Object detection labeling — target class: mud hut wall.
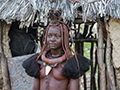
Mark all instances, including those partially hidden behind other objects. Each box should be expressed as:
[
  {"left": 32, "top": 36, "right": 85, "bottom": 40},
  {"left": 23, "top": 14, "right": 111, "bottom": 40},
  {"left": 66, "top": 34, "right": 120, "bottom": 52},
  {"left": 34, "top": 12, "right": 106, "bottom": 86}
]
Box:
[
  {"left": 108, "top": 17, "right": 120, "bottom": 89},
  {"left": 2, "top": 21, "right": 12, "bottom": 58},
  {"left": 0, "top": 21, "right": 11, "bottom": 90}
]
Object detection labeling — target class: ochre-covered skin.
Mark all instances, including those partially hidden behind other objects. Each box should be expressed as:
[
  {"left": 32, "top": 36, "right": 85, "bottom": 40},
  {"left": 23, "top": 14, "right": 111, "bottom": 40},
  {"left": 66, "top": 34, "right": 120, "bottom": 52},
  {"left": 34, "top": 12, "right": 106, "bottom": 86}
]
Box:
[{"left": 32, "top": 26, "right": 79, "bottom": 90}]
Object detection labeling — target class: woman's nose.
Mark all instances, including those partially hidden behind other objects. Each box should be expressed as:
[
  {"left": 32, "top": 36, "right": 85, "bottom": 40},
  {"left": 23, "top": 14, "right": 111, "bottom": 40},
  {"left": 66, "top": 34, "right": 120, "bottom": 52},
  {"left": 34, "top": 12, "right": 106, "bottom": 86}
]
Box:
[{"left": 50, "top": 36, "right": 56, "bottom": 41}]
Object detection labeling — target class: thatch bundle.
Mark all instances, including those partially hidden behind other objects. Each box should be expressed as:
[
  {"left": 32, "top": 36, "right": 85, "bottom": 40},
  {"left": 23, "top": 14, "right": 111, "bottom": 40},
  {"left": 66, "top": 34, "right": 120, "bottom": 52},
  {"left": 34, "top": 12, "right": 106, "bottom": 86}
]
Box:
[{"left": 0, "top": 0, "right": 120, "bottom": 27}]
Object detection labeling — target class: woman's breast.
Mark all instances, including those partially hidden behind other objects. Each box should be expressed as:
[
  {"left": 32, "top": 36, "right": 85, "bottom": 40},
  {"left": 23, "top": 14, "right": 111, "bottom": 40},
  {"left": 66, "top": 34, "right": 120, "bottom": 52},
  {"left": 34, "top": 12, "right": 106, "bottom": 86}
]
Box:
[
  {"left": 40, "top": 64, "right": 66, "bottom": 80},
  {"left": 51, "top": 64, "right": 66, "bottom": 80}
]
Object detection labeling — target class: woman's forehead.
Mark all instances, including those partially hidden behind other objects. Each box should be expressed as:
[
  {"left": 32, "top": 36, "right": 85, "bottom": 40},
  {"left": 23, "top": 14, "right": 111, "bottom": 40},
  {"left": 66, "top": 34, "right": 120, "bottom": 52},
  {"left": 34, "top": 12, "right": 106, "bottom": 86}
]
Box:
[
  {"left": 48, "top": 26, "right": 61, "bottom": 33},
  {"left": 49, "top": 26, "right": 60, "bottom": 30}
]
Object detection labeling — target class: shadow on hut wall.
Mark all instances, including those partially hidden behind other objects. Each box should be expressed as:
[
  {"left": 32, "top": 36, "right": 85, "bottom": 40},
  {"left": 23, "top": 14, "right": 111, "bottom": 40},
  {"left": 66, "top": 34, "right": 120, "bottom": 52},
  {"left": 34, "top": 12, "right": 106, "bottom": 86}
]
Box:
[{"left": 8, "top": 21, "right": 38, "bottom": 57}]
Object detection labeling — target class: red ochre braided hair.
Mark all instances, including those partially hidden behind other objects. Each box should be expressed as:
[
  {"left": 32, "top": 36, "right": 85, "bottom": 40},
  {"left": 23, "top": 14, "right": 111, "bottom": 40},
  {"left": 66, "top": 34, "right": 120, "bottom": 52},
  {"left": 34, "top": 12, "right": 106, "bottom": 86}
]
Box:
[{"left": 37, "top": 8, "right": 74, "bottom": 60}]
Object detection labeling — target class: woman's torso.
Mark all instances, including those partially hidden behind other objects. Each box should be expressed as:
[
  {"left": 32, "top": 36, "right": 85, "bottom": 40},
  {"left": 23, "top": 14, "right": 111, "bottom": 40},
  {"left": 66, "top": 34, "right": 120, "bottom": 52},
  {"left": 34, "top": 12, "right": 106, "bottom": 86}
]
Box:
[{"left": 39, "top": 61, "right": 69, "bottom": 90}]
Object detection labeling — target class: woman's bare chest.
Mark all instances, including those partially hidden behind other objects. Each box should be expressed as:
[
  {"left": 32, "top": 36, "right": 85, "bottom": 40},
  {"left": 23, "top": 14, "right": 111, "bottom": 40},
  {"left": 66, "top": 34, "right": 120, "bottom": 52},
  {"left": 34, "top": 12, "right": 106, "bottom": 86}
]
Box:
[{"left": 40, "top": 64, "right": 66, "bottom": 80}]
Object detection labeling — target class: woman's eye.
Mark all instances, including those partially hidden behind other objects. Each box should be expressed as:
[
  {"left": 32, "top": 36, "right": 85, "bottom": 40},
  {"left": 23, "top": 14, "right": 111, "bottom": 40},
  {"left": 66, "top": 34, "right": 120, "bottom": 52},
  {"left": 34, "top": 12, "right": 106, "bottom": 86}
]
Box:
[
  {"left": 47, "top": 35, "right": 51, "bottom": 38},
  {"left": 55, "top": 35, "right": 60, "bottom": 38}
]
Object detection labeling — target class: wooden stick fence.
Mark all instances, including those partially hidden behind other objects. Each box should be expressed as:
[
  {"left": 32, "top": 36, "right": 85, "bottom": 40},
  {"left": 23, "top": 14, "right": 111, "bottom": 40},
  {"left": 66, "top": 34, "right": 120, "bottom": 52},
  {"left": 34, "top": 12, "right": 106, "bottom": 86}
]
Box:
[
  {"left": 0, "top": 20, "right": 117, "bottom": 90},
  {"left": 71, "top": 21, "right": 117, "bottom": 90}
]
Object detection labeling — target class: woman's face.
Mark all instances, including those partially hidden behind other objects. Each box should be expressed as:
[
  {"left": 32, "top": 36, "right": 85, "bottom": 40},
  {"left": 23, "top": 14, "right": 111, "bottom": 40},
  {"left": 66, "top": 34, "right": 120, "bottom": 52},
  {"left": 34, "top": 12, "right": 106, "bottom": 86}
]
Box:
[{"left": 47, "top": 26, "right": 62, "bottom": 50}]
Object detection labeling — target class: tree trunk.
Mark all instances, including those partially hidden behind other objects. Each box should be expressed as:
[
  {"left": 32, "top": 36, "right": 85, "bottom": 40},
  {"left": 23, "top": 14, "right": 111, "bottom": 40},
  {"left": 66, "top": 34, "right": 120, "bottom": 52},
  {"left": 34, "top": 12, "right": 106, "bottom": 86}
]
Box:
[{"left": 97, "top": 20, "right": 106, "bottom": 90}]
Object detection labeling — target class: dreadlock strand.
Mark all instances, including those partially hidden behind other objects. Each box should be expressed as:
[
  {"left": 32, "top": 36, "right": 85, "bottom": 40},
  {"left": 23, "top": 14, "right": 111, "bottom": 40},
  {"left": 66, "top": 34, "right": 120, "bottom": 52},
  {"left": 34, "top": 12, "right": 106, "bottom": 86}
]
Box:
[
  {"left": 37, "top": 25, "right": 50, "bottom": 60},
  {"left": 61, "top": 24, "right": 70, "bottom": 59},
  {"left": 66, "top": 24, "right": 75, "bottom": 54},
  {"left": 59, "top": 24, "right": 66, "bottom": 55},
  {"left": 63, "top": 24, "right": 73, "bottom": 59}
]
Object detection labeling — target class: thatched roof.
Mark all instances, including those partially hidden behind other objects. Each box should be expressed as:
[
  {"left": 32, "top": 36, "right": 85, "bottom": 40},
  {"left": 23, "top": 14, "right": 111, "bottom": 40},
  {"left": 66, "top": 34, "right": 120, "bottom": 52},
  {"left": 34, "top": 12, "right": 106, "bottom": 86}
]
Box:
[
  {"left": 0, "top": 0, "right": 120, "bottom": 27},
  {"left": 80, "top": 0, "right": 120, "bottom": 22}
]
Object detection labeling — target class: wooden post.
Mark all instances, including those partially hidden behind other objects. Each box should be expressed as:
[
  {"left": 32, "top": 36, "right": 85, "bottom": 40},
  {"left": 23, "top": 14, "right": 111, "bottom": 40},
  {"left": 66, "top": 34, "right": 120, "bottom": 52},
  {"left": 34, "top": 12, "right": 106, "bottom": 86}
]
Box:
[
  {"left": 0, "top": 22, "right": 2, "bottom": 53},
  {"left": 97, "top": 20, "right": 106, "bottom": 90},
  {"left": 94, "top": 48, "right": 98, "bottom": 89},
  {"left": 106, "top": 24, "right": 116, "bottom": 90},
  {"left": 0, "top": 21, "right": 11, "bottom": 90},
  {"left": 90, "top": 41, "right": 95, "bottom": 90}
]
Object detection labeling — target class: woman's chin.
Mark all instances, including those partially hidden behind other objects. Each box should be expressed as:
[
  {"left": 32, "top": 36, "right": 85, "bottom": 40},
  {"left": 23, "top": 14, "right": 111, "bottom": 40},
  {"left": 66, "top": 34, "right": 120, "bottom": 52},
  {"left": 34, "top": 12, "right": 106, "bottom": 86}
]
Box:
[{"left": 49, "top": 47, "right": 57, "bottom": 50}]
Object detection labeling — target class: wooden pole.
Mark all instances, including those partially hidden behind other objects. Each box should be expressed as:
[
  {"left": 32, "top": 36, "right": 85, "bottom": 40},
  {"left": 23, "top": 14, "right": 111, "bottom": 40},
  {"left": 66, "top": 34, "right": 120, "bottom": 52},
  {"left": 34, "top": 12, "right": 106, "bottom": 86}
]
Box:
[
  {"left": 83, "top": 25, "right": 88, "bottom": 38},
  {"left": 90, "top": 41, "right": 96, "bottom": 90},
  {"left": 106, "top": 24, "right": 116, "bottom": 90},
  {"left": 97, "top": 20, "right": 106, "bottom": 90},
  {"left": 0, "top": 22, "right": 2, "bottom": 53},
  {"left": 0, "top": 21, "right": 11, "bottom": 90},
  {"left": 93, "top": 48, "right": 97, "bottom": 89},
  {"left": 71, "top": 38, "right": 106, "bottom": 43}
]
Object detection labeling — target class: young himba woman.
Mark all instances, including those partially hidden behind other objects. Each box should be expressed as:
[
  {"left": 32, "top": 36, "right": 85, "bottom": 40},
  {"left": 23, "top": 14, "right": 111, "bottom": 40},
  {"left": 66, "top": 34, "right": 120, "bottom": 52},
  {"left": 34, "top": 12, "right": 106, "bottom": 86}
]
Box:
[{"left": 32, "top": 8, "right": 89, "bottom": 90}]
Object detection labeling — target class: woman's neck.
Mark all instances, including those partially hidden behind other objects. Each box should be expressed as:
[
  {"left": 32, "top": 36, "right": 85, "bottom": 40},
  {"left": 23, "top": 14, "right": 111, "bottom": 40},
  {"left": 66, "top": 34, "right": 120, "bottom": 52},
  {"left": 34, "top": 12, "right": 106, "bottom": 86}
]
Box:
[{"left": 50, "top": 48, "right": 63, "bottom": 56}]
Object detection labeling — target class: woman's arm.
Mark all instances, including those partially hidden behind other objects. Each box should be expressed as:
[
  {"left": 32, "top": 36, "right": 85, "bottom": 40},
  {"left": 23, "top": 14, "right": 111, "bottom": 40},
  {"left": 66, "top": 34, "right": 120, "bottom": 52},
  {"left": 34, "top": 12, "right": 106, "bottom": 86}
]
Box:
[
  {"left": 32, "top": 78, "right": 40, "bottom": 90},
  {"left": 68, "top": 78, "right": 79, "bottom": 90}
]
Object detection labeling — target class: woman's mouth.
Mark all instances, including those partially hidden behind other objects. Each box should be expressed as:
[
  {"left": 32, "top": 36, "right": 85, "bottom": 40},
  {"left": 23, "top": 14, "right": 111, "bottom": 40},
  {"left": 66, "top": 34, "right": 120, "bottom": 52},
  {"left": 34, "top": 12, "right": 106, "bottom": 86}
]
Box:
[{"left": 49, "top": 43, "right": 56, "bottom": 47}]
